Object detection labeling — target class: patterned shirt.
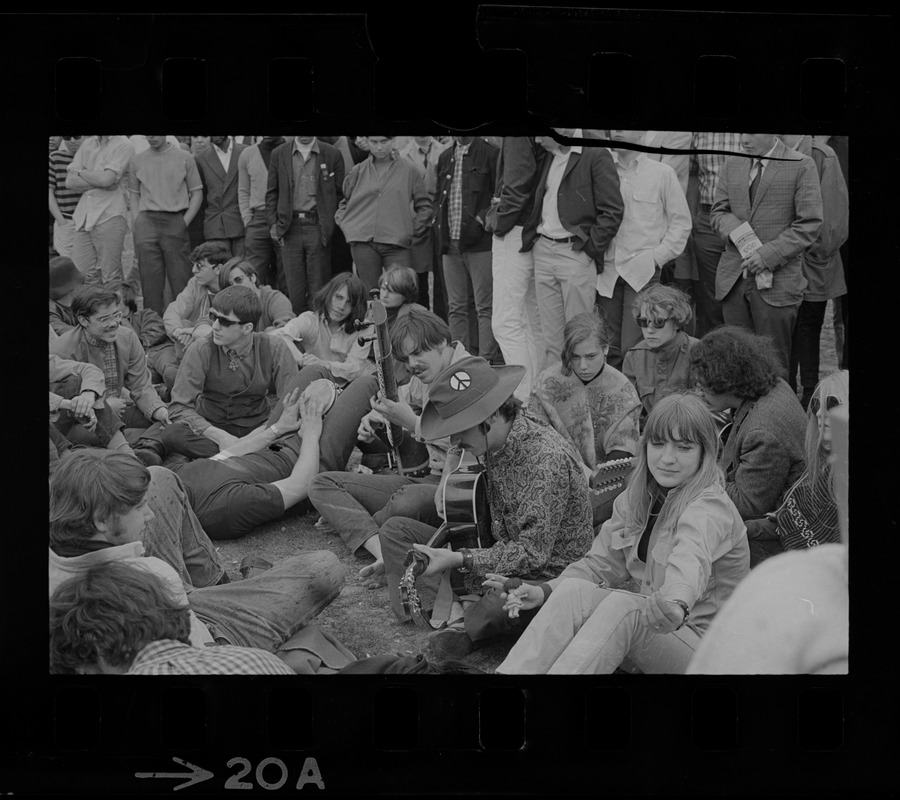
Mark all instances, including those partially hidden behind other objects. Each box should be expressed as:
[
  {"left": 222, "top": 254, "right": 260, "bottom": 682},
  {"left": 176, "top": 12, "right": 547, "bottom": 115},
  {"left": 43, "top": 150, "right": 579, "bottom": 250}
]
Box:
[
  {"left": 691, "top": 132, "right": 743, "bottom": 206},
  {"left": 82, "top": 329, "right": 120, "bottom": 398},
  {"left": 49, "top": 148, "right": 82, "bottom": 218},
  {"left": 127, "top": 639, "right": 294, "bottom": 675},
  {"left": 448, "top": 141, "right": 470, "bottom": 240},
  {"left": 468, "top": 411, "right": 594, "bottom": 586},
  {"left": 527, "top": 363, "right": 642, "bottom": 468}
]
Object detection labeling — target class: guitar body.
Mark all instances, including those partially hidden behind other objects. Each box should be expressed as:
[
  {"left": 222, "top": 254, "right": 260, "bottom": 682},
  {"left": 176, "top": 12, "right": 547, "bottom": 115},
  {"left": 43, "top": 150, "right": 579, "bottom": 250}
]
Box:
[{"left": 439, "top": 458, "right": 494, "bottom": 551}]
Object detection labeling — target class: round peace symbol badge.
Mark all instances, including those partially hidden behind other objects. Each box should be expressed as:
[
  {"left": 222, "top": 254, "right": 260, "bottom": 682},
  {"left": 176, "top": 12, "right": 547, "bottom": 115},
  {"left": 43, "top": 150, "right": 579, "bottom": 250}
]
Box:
[{"left": 449, "top": 371, "right": 471, "bottom": 391}]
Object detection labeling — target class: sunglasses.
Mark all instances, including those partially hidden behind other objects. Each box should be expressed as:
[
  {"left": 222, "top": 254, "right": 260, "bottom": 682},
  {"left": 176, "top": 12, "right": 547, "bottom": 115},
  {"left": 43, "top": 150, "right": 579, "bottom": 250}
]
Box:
[
  {"left": 636, "top": 316, "right": 670, "bottom": 330},
  {"left": 809, "top": 394, "right": 841, "bottom": 415},
  {"left": 209, "top": 311, "right": 243, "bottom": 327},
  {"left": 61, "top": 135, "right": 82, "bottom": 140}
]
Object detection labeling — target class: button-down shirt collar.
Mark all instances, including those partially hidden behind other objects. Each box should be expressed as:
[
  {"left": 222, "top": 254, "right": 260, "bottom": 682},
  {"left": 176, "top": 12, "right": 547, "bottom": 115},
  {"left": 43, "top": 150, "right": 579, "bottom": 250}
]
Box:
[
  {"left": 293, "top": 137, "right": 319, "bottom": 157},
  {"left": 213, "top": 137, "right": 233, "bottom": 171},
  {"left": 454, "top": 140, "right": 471, "bottom": 157},
  {"left": 611, "top": 149, "right": 646, "bottom": 171}
]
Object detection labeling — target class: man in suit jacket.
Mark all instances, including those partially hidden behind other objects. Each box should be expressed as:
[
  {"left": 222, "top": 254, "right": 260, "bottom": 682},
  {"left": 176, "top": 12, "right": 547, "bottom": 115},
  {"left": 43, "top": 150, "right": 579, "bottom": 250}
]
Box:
[
  {"left": 709, "top": 134, "right": 823, "bottom": 378},
  {"left": 522, "top": 128, "right": 624, "bottom": 369},
  {"left": 265, "top": 136, "right": 345, "bottom": 314},
  {"left": 194, "top": 135, "right": 248, "bottom": 257}
]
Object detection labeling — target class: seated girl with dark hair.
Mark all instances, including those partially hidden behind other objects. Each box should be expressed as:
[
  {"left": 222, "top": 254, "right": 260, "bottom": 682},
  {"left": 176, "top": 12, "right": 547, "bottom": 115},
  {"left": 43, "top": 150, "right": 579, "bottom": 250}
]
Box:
[
  {"left": 270, "top": 271, "right": 372, "bottom": 383},
  {"left": 740, "top": 370, "right": 849, "bottom": 566},
  {"left": 622, "top": 283, "right": 698, "bottom": 427},
  {"left": 527, "top": 312, "right": 641, "bottom": 524},
  {"left": 689, "top": 326, "right": 807, "bottom": 534}
]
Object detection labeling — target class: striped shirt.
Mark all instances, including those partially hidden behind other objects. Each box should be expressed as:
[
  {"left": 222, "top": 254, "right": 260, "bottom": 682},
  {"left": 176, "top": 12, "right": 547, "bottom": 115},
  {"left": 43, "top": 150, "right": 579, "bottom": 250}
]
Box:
[
  {"left": 691, "top": 132, "right": 743, "bottom": 206},
  {"left": 127, "top": 639, "right": 295, "bottom": 675},
  {"left": 49, "top": 149, "right": 82, "bottom": 218}
]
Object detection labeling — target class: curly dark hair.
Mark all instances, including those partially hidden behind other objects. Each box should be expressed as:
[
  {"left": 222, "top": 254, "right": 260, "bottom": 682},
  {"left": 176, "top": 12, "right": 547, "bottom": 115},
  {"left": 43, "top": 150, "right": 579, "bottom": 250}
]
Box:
[
  {"left": 689, "top": 326, "right": 780, "bottom": 399},
  {"left": 49, "top": 561, "right": 191, "bottom": 674}
]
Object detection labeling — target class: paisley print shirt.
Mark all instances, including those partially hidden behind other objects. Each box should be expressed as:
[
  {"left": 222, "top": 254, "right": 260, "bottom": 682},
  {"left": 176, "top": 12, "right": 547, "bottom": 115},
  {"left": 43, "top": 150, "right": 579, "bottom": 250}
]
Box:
[{"left": 468, "top": 411, "right": 594, "bottom": 585}]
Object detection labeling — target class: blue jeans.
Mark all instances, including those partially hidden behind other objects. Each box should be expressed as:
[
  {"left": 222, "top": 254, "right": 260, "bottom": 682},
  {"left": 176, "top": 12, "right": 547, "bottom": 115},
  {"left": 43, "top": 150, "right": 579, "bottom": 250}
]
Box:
[
  {"left": 309, "top": 470, "right": 441, "bottom": 555},
  {"left": 190, "top": 551, "right": 345, "bottom": 651},
  {"left": 142, "top": 466, "right": 226, "bottom": 588}
]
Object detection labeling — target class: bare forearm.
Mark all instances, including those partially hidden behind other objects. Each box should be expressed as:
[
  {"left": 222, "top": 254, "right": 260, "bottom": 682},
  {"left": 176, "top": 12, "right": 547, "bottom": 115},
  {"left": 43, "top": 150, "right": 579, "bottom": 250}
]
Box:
[
  {"left": 272, "top": 428, "right": 321, "bottom": 510},
  {"left": 213, "top": 423, "right": 280, "bottom": 460}
]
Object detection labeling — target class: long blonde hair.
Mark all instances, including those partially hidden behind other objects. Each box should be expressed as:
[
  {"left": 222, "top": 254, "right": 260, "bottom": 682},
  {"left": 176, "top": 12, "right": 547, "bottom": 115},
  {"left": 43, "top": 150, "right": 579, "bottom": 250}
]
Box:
[
  {"left": 626, "top": 394, "right": 724, "bottom": 532},
  {"left": 805, "top": 370, "right": 849, "bottom": 490}
]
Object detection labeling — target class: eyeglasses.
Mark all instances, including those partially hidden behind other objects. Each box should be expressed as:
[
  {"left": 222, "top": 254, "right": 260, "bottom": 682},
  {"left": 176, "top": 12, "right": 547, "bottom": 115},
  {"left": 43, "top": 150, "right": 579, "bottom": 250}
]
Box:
[
  {"left": 809, "top": 394, "right": 841, "bottom": 415},
  {"left": 636, "top": 316, "right": 670, "bottom": 329},
  {"left": 93, "top": 311, "right": 123, "bottom": 325},
  {"left": 61, "top": 135, "right": 82, "bottom": 140},
  {"left": 209, "top": 311, "right": 243, "bottom": 327}
]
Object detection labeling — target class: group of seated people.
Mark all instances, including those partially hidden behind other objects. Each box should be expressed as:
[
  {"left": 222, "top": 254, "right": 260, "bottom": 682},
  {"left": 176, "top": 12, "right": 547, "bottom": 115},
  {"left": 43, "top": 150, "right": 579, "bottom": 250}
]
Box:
[{"left": 49, "top": 244, "right": 849, "bottom": 676}]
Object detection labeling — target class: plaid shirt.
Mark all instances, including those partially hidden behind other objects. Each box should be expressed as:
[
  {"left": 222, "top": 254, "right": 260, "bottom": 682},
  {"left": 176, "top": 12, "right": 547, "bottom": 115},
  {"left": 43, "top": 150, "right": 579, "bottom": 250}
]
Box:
[
  {"left": 127, "top": 639, "right": 295, "bottom": 675},
  {"left": 448, "top": 141, "right": 470, "bottom": 240},
  {"left": 83, "top": 329, "right": 120, "bottom": 398},
  {"left": 691, "top": 132, "right": 743, "bottom": 206}
]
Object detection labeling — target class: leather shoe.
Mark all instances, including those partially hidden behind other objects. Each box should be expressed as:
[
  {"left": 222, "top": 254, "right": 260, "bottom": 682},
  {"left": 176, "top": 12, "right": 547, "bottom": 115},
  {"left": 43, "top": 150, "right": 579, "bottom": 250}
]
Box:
[
  {"left": 426, "top": 626, "right": 475, "bottom": 660},
  {"left": 133, "top": 446, "right": 163, "bottom": 467}
]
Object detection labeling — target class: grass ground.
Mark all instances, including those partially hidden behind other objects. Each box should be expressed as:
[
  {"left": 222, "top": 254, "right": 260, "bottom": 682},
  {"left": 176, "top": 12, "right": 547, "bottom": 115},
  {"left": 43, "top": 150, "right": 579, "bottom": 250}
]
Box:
[{"left": 212, "top": 302, "right": 843, "bottom": 673}]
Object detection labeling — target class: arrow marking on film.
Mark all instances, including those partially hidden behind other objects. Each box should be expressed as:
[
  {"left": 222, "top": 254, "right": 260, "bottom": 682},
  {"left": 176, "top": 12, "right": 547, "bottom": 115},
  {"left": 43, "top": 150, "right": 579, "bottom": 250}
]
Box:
[{"left": 135, "top": 756, "right": 214, "bottom": 791}]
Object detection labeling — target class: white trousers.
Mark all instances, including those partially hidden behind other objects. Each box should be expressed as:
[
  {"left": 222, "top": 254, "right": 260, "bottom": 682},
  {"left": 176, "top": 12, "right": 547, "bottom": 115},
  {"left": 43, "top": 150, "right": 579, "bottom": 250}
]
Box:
[
  {"left": 496, "top": 578, "right": 701, "bottom": 675},
  {"left": 490, "top": 226, "right": 545, "bottom": 399}
]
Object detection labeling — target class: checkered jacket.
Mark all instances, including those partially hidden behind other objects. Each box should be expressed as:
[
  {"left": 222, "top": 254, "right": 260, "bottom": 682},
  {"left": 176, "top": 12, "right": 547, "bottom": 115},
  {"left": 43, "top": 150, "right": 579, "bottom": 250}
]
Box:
[{"left": 710, "top": 139, "right": 823, "bottom": 307}]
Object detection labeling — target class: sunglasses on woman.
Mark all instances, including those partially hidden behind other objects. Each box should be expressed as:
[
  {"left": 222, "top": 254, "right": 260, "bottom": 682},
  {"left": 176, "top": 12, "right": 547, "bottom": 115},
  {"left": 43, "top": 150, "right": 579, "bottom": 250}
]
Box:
[
  {"left": 636, "top": 316, "right": 670, "bottom": 329},
  {"left": 809, "top": 394, "right": 841, "bottom": 414},
  {"left": 209, "top": 311, "right": 243, "bottom": 327}
]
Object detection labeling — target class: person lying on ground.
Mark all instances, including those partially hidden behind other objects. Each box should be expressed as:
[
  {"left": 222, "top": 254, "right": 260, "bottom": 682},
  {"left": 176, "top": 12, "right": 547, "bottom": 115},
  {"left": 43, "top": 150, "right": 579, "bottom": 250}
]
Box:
[
  {"left": 49, "top": 445, "right": 344, "bottom": 660},
  {"left": 50, "top": 561, "right": 296, "bottom": 675}
]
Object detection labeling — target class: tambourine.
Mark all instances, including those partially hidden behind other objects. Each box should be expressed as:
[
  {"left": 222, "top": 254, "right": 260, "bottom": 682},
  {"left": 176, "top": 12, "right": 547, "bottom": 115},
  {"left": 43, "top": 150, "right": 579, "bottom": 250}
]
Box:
[{"left": 304, "top": 378, "right": 342, "bottom": 417}]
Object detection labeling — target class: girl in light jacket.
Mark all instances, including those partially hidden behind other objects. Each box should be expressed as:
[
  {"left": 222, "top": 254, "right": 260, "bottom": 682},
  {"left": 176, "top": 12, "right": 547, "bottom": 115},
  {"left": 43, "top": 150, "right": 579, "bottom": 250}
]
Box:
[{"left": 492, "top": 392, "right": 749, "bottom": 674}]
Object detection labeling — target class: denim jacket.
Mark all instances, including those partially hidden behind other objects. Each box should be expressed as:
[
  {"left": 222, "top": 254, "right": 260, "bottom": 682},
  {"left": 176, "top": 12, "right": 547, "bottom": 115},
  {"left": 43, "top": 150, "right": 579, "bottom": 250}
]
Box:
[{"left": 551, "top": 483, "right": 749, "bottom": 632}]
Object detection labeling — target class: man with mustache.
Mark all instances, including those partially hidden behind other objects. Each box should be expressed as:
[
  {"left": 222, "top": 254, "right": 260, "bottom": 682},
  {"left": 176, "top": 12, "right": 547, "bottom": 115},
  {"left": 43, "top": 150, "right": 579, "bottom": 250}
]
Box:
[{"left": 308, "top": 308, "right": 470, "bottom": 589}]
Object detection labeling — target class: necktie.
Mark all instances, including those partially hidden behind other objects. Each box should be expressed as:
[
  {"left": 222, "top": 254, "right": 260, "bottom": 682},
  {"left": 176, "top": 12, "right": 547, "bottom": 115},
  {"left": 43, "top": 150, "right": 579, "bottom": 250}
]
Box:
[
  {"left": 420, "top": 147, "right": 429, "bottom": 169},
  {"left": 226, "top": 348, "right": 241, "bottom": 372},
  {"left": 749, "top": 158, "right": 763, "bottom": 205}
]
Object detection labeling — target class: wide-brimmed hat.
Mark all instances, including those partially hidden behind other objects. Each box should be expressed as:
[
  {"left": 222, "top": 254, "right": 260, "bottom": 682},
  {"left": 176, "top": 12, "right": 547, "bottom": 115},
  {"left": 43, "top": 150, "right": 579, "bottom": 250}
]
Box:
[
  {"left": 420, "top": 356, "right": 525, "bottom": 441},
  {"left": 49, "top": 256, "right": 84, "bottom": 300}
]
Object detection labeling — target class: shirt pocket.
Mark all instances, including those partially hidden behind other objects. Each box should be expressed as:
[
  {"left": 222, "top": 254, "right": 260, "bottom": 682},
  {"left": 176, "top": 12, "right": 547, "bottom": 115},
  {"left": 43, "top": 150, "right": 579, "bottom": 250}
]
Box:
[
  {"left": 466, "top": 165, "right": 490, "bottom": 194},
  {"left": 631, "top": 190, "right": 661, "bottom": 221}
]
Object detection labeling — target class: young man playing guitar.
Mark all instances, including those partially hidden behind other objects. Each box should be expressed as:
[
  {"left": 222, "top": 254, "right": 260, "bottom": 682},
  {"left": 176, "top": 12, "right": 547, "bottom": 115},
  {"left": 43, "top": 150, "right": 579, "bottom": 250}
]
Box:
[
  {"left": 307, "top": 309, "right": 471, "bottom": 587},
  {"left": 379, "top": 355, "right": 595, "bottom": 659}
]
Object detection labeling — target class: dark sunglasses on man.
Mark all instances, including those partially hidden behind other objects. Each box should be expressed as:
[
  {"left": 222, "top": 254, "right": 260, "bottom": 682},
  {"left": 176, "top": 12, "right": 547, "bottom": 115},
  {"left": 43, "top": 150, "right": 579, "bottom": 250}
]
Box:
[
  {"left": 209, "top": 311, "right": 243, "bottom": 327},
  {"left": 636, "top": 316, "right": 670, "bottom": 330},
  {"left": 809, "top": 394, "right": 841, "bottom": 415},
  {"left": 61, "top": 135, "right": 81, "bottom": 140}
]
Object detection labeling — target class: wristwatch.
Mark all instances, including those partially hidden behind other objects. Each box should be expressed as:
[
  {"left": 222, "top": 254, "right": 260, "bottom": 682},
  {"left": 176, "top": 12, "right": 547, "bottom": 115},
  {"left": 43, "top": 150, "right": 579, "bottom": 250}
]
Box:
[{"left": 670, "top": 599, "right": 690, "bottom": 630}]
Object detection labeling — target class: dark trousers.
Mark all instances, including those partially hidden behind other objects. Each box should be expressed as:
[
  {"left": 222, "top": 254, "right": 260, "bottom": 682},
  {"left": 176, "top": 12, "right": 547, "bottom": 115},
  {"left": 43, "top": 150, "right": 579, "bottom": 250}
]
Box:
[
  {"left": 596, "top": 271, "right": 660, "bottom": 369},
  {"left": 50, "top": 376, "right": 122, "bottom": 447},
  {"left": 691, "top": 206, "right": 726, "bottom": 338},
  {"left": 350, "top": 242, "right": 411, "bottom": 293},
  {"left": 282, "top": 220, "right": 328, "bottom": 314},
  {"left": 788, "top": 299, "right": 828, "bottom": 406},
  {"left": 243, "top": 209, "right": 279, "bottom": 288},
  {"left": 134, "top": 210, "right": 193, "bottom": 316},
  {"left": 721, "top": 275, "right": 799, "bottom": 381}
]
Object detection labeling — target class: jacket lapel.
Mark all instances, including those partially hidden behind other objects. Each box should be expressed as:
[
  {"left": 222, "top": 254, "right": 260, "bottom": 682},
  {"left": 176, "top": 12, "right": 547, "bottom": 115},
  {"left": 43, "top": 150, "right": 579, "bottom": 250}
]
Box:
[
  {"left": 751, "top": 140, "right": 785, "bottom": 212},
  {"left": 204, "top": 147, "right": 227, "bottom": 182},
  {"left": 223, "top": 143, "right": 242, "bottom": 188},
  {"left": 561, "top": 149, "right": 581, "bottom": 183}
]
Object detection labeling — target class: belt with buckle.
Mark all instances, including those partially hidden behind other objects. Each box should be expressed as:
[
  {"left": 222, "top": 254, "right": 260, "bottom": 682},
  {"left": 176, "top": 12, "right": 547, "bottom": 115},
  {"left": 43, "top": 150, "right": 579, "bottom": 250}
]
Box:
[
  {"left": 292, "top": 210, "right": 318, "bottom": 223},
  {"left": 540, "top": 233, "right": 577, "bottom": 244}
]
